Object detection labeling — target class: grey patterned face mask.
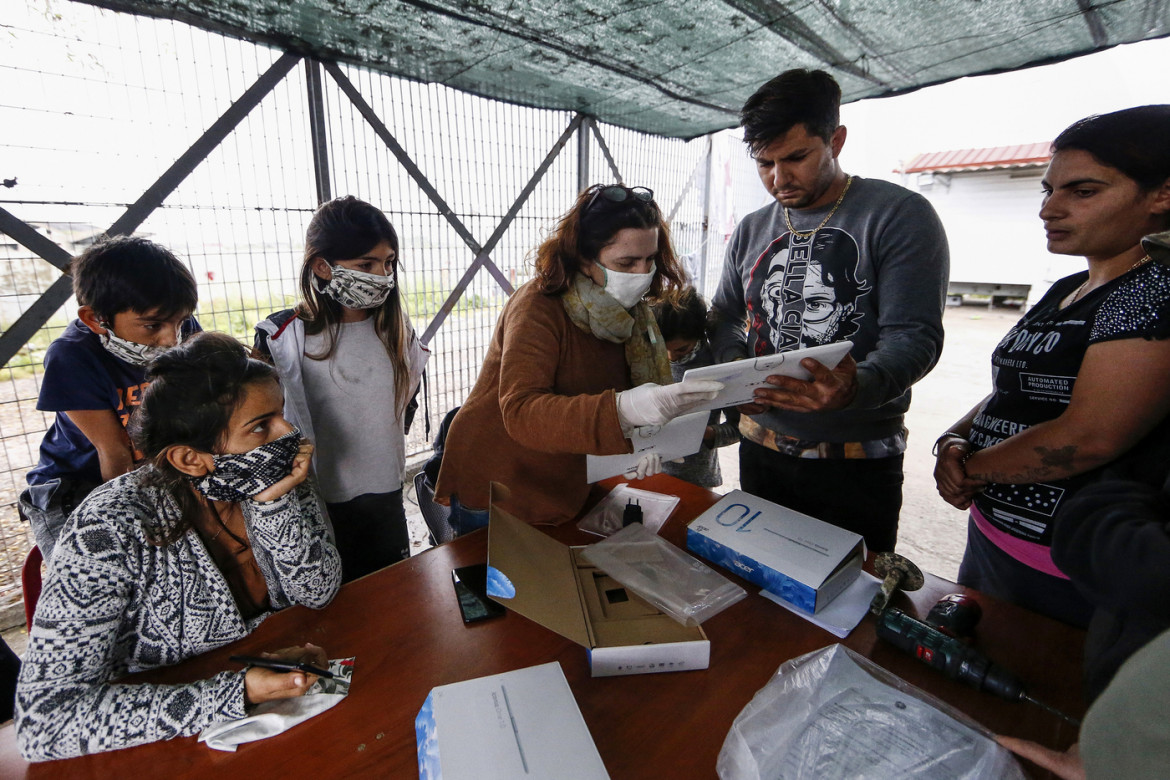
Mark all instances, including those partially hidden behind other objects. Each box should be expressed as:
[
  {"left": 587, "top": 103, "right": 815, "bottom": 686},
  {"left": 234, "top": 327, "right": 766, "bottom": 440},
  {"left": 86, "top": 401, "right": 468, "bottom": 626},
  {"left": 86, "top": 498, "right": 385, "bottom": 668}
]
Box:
[
  {"left": 98, "top": 324, "right": 176, "bottom": 367},
  {"left": 320, "top": 265, "right": 395, "bottom": 309},
  {"left": 190, "top": 429, "right": 303, "bottom": 502}
]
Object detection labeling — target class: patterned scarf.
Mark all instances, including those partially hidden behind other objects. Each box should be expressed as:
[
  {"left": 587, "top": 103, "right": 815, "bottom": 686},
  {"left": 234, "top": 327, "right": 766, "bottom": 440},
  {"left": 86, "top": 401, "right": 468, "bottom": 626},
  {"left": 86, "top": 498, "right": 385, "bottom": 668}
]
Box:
[{"left": 562, "top": 273, "right": 672, "bottom": 387}]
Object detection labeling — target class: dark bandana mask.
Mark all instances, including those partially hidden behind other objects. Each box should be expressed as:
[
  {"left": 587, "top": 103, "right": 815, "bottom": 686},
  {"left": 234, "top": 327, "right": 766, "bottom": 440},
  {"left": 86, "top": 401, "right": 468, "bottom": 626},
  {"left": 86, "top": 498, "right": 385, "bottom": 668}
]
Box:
[{"left": 190, "top": 429, "right": 303, "bottom": 502}]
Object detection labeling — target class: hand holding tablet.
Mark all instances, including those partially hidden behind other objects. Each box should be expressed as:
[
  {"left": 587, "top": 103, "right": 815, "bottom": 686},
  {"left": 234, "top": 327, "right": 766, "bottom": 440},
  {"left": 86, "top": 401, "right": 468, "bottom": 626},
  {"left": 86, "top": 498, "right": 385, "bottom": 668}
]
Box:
[{"left": 680, "top": 341, "right": 854, "bottom": 414}]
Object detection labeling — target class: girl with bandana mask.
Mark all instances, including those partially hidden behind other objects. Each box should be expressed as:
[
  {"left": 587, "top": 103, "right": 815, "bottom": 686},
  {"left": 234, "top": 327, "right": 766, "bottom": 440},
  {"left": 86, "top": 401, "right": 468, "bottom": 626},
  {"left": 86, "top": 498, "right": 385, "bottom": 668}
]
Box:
[
  {"left": 254, "top": 197, "right": 427, "bottom": 582},
  {"left": 435, "top": 185, "right": 720, "bottom": 531},
  {"left": 15, "top": 332, "right": 341, "bottom": 762},
  {"left": 651, "top": 287, "right": 742, "bottom": 489}
]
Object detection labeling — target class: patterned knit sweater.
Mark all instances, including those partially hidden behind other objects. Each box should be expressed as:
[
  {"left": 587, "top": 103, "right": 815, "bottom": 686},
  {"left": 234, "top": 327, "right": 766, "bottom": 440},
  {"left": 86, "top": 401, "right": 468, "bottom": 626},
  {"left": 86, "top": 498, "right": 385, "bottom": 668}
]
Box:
[{"left": 15, "top": 468, "right": 342, "bottom": 761}]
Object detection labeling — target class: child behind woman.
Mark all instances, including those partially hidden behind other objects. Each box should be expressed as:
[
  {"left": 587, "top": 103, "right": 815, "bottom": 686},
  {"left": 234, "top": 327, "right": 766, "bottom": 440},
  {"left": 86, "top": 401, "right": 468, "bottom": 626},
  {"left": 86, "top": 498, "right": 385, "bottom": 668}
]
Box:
[
  {"left": 255, "top": 197, "right": 427, "bottom": 581},
  {"left": 652, "top": 288, "right": 741, "bottom": 488}
]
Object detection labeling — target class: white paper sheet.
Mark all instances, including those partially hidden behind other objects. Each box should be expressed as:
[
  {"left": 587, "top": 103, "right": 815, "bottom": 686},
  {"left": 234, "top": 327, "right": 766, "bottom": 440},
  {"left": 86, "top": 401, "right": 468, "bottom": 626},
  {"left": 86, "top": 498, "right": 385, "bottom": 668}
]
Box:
[
  {"left": 761, "top": 571, "right": 880, "bottom": 638},
  {"left": 681, "top": 341, "right": 853, "bottom": 413},
  {"left": 586, "top": 410, "right": 708, "bottom": 482}
]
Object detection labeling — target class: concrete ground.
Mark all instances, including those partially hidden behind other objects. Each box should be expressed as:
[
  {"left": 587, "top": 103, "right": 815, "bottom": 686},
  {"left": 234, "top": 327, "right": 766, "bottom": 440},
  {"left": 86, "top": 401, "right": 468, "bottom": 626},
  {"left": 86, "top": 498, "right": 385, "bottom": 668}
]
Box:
[{"left": 1, "top": 303, "right": 1020, "bottom": 659}]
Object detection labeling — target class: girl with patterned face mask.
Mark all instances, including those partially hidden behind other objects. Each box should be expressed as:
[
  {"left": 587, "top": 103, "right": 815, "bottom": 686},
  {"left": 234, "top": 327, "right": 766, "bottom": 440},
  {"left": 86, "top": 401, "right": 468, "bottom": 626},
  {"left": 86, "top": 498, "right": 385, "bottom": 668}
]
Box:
[
  {"left": 253, "top": 196, "right": 428, "bottom": 583},
  {"left": 14, "top": 332, "right": 341, "bottom": 762}
]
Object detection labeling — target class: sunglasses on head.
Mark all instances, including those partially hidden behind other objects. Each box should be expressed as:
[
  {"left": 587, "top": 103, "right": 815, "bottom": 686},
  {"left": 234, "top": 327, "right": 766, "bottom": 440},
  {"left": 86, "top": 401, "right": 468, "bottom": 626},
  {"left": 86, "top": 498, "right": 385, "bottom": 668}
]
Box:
[{"left": 584, "top": 185, "right": 655, "bottom": 214}]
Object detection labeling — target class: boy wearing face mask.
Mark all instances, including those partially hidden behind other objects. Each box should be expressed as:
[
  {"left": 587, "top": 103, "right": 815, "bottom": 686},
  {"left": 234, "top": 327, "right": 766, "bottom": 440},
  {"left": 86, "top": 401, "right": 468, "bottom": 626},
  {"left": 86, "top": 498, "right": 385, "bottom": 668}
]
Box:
[
  {"left": 254, "top": 197, "right": 427, "bottom": 582},
  {"left": 652, "top": 288, "right": 742, "bottom": 488},
  {"left": 20, "top": 236, "right": 200, "bottom": 569}
]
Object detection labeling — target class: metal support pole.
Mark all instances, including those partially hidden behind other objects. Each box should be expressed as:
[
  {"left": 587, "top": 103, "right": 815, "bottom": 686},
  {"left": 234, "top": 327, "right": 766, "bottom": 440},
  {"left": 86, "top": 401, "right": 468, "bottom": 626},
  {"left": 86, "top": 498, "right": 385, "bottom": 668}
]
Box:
[
  {"left": 577, "top": 116, "right": 592, "bottom": 192},
  {"left": 698, "top": 135, "right": 714, "bottom": 293},
  {"left": 305, "top": 58, "right": 333, "bottom": 204}
]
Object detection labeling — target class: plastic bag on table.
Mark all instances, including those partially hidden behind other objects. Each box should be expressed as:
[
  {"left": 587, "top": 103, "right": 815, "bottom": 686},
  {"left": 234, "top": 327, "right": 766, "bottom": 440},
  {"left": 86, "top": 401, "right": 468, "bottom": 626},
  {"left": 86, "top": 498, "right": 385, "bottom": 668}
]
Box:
[
  {"left": 576, "top": 484, "right": 680, "bottom": 537},
  {"left": 581, "top": 521, "right": 746, "bottom": 626},
  {"left": 716, "top": 644, "right": 1026, "bottom": 780}
]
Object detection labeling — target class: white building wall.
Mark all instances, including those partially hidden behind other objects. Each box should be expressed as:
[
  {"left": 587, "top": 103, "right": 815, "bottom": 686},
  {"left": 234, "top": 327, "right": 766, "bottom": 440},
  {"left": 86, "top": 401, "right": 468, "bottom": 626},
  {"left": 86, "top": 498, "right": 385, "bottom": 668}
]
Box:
[{"left": 908, "top": 168, "right": 1083, "bottom": 306}]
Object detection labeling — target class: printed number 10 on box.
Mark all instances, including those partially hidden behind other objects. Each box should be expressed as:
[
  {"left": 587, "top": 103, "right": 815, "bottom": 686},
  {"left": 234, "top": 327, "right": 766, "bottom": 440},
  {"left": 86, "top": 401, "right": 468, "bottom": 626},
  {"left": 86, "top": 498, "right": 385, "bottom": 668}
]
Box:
[{"left": 685, "top": 491, "right": 865, "bottom": 614}]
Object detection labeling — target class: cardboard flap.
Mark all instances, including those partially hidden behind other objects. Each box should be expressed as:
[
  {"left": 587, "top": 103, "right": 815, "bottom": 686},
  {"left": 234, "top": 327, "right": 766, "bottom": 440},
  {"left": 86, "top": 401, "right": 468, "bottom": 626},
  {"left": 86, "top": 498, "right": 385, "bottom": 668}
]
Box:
[{"left": 487, "top": 483, "right": 592, "bottom": 649}]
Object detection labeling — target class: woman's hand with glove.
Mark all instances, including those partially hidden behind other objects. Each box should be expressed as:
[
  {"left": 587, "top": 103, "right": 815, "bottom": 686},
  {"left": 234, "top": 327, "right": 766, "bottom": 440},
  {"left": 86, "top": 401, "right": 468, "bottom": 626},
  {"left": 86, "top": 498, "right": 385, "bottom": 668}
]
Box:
[{"left": 616, "top": 380, "right": 723, "bottom": 429}]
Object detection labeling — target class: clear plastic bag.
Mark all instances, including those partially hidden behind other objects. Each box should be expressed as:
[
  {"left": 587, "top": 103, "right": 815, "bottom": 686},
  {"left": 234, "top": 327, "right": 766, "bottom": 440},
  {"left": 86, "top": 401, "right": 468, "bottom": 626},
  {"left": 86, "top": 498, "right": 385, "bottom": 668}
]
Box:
[
  {"left": 581, "top": 522, "right": 746, "bottom": 626},
  {"left": 576, "top": 484, "right": 680, "bottom": 537},
  {"left": 716, "top": 644, "right": 1026, "bottom": 780}
]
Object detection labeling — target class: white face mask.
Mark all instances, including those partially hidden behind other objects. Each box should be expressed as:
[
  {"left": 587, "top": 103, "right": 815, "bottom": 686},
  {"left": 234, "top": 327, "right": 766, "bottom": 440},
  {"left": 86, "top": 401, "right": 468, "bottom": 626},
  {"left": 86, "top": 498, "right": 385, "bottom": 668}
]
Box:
[
  {"left": 98, "top": 324, "right": 178, "bottom": 367},
  {"left": 602, "top": 267, "right": 655, "bottom": 309},
  {"left": 320, "top": 265, "right": 395, "bottom": 309}
]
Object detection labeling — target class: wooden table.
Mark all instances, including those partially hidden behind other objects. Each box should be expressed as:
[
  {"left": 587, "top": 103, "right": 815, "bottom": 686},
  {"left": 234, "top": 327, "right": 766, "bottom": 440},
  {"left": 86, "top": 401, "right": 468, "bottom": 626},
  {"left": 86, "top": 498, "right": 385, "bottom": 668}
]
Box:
[{"left": 0, "top": 474, "right": 1085, "bottom": 778}]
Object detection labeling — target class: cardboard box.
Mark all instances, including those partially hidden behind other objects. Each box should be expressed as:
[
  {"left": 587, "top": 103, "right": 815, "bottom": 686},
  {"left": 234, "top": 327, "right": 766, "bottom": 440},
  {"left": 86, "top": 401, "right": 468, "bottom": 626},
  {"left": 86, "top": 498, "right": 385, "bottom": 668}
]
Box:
[
  {"left": 486, "top": 483, "right": 710, "bottom": 677},
  {"left": 416, "top": 661, "right": 609, "bottom": 780},
  {"left": 686, "top": 490, "right": 866, "bottom": 613}
]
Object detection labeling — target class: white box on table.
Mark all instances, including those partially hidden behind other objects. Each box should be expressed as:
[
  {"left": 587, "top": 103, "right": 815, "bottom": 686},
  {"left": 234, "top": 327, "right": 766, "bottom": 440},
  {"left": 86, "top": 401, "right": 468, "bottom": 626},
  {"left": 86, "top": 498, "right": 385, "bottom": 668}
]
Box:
[
  {"left": 486, "top": 483, "right": 710, "bottom": 677},
  {"left": 415, "top": 661, "right": 609, "bottom": 780},
  {"left": 686, "top": 490, "right": 865, "bottom": 613}
]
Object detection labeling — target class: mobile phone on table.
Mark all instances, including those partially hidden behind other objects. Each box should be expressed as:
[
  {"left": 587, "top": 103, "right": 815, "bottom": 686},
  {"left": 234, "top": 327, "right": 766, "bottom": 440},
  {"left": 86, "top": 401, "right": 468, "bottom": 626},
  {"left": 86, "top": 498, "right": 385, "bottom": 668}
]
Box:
[{"left": 452, "top": 564, "right": 506, "bottom": 624}]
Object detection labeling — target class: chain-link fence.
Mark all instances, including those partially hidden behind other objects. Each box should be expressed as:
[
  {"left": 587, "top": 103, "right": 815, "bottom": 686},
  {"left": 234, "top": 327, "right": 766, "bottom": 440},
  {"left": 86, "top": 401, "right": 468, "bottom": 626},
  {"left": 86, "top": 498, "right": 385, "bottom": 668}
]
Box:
[{"left": 0, "top": 0, "right": 721, "bottom": 617}]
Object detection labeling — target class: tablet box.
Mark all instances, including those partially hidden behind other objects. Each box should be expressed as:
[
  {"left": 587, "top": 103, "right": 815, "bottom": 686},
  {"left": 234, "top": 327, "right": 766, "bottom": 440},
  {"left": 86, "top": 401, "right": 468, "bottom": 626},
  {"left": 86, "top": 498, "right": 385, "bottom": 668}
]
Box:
[
  {"left": 686, "top": 490, "right": 866, "bottom": 613},
  {"left": 486, "top": 483, "right": 710, "bottom": 677},
  {"left": 416, "top": 661, "right": 609, "bottom": 780}
]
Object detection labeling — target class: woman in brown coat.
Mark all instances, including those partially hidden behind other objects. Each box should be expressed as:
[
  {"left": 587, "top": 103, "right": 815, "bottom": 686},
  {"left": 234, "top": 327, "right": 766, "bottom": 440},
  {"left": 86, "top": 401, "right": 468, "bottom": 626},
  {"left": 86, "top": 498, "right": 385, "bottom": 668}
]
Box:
[{"left": 436, "top": 185, "right": 720, "bottom": 530}]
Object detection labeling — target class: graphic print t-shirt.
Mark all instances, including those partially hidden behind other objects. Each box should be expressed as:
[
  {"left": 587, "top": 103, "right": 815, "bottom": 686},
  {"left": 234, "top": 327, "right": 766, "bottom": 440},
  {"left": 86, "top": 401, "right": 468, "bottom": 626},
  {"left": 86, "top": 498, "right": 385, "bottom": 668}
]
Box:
[
  {"left": 28, "top": 318, "right": 199, "bottom": 486},
  {"left": 745, "top": 228, "right": 871, "bottom": 356},
  {"left": 970, "top": 262, "right": 1170, "bottom": 545}
]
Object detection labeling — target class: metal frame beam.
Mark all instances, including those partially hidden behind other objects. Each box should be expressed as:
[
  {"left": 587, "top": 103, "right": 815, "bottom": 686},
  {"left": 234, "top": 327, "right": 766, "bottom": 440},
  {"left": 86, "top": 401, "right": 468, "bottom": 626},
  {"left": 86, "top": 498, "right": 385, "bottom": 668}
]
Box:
[
  {"left": 420, "top": 112, "right": 585, "bottom": 345},
  {"left": 0, "top": 52, "right": 301, "bottom": 367},
  {"left": 590, "top": 122, "right": 623, "bottom": 184},
  {"left": 305, "top": 58, "right": 333, "bottom": 204},
  {"left": 324, "top": 61, "right": 585, "bottom": 346}
]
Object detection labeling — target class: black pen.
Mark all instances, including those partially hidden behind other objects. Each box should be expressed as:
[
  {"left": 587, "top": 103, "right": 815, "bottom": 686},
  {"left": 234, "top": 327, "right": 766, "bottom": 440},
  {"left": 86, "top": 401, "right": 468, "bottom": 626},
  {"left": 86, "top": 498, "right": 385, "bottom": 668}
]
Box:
[{"left": 229, "top": 654, "right": 335, "bottom": 679}]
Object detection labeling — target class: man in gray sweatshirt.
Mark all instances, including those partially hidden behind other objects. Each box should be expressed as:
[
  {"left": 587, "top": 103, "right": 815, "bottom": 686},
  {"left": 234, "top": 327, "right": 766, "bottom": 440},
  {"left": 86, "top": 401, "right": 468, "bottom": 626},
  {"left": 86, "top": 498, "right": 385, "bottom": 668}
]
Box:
[{"left": 710, "top": 69, "right": 949, "bottom": 552}]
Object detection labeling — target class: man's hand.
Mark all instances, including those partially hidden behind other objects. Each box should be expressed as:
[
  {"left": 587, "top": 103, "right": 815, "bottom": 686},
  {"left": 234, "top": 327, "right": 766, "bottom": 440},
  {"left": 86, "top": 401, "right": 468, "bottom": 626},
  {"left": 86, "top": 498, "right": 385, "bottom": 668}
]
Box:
[
  {"left": 996, "top": 736, "right": 1085, "bottom": 780},
  {"left": 750, "top": 354, "right": 859, "bottom": 413},
  {"left": 933, "top": 439, "right": 986, "bottom": 510},
  {"left": 243, "top": 643, "right": 328, "bottom": 707},
  {"left": 253, "top": 440, "right": 314, "bottom": 503}
]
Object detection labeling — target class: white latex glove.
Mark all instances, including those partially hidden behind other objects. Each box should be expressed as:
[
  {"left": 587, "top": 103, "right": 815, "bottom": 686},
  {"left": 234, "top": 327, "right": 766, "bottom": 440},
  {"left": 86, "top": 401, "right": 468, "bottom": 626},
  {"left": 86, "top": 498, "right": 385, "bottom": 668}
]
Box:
[
  {"left": 616, "top": 380, "right": 723, "bottom": 429},
  {"left": 624, "top": 452, "right": 663, "bottom": 481}
]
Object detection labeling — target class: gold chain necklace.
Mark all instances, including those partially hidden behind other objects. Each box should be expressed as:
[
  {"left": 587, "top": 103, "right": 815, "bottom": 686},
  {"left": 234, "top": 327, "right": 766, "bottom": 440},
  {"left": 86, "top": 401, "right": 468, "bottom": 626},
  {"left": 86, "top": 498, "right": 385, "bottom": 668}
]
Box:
[
  {"left": 783, "top": 175, "right": 853, "bottom": 239},
  {"left": 1068, "top": 254, "right": 1152, "bottom": 305}
]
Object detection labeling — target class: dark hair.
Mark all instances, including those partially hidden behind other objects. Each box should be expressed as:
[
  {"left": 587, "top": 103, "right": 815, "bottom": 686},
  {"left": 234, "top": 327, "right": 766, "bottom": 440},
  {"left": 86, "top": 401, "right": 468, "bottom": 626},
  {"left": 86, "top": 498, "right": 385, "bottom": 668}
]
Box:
[
  {"left": 130, "top": 332, "right": 279, "bottom": 545},
  {"left": 71, "top": 235, "right": 198, "bottom": 322},
  {"left": 533, "top": 185, "right": 686, "bottom": 297},
  {"left": 296, "top": 196, "right": 411, "bottom": 411},
  {"left": 1052, "top": 105, "right": 1170, "bottom": 192},
  {"left": 652, "top": 287, "right": 709, "bottom": 342},
  {"left": 740, "top": 69, "right": 841, "bottom": 154}
]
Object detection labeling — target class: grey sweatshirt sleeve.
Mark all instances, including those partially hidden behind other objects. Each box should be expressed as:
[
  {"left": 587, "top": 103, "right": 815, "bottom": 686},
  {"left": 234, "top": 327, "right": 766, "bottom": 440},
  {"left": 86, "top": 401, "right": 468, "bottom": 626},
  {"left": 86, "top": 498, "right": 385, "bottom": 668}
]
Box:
[
  {"left": 850, "top": 193, "right": 948, "bottom": 410},
  {"left": 709, "top": 221, "right": 752, "bottom": 364},
  {"left": 15, "top": 511, "right": 249, "bottom": 762}
]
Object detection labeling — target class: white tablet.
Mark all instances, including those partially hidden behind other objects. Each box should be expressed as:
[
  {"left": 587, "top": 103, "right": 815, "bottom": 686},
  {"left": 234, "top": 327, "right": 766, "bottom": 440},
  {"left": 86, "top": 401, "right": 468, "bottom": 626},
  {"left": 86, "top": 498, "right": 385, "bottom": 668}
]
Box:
[{"left": 680, "top": 341, "right": 854, "bottom": 411}]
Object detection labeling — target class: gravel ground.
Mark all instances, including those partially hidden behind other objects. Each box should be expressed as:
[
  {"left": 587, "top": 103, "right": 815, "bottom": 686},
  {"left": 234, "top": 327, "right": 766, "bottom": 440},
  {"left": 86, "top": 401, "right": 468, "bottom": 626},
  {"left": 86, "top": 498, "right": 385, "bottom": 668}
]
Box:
[{"left": 1, "top": 303, "right": 1020, "bottom": 657}]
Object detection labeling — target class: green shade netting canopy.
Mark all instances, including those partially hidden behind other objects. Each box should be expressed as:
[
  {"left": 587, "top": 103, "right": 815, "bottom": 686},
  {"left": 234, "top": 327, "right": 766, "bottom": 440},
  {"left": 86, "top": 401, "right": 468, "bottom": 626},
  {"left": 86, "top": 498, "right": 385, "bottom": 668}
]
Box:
[{"left": 79, "top": 0, "right": 1170, "bottom": 138}]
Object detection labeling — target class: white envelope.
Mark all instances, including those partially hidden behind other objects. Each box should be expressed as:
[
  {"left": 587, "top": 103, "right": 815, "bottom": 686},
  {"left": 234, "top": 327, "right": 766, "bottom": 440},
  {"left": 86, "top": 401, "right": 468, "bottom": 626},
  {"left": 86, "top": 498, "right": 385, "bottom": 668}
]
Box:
[
  {"left": 681, "top": 341, "right": 853, "bottom": 412},
  {"left": 586, "top": 410, "right": 708, "bottom": 482}
]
